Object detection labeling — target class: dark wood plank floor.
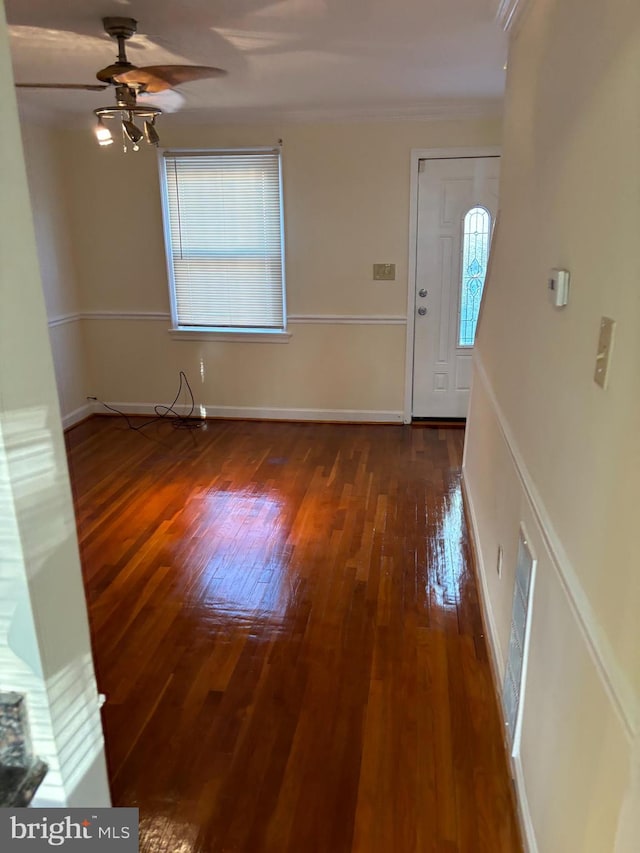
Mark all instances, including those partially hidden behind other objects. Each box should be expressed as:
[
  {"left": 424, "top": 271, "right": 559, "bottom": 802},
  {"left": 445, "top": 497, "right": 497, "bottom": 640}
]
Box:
[{"left": 66, "top": 417, "right": 521, "bottom": 853}]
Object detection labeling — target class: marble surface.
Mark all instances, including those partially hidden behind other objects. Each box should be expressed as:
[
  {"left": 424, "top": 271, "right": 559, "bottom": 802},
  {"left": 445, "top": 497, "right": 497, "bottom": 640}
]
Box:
[
  {"left": 0, "top": 759, "right": 48, "bottom": 807},
  {"left": 0, "top": 691, "right": 47, "bottom": 806},
  {"left": 0, "top": 691, "right": 33, "bottom": 767}
]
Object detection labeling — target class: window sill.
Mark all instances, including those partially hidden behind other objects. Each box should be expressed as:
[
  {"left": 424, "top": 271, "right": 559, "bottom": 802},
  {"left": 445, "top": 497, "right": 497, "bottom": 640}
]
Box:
[{"left": 169, "top": 327, "right": 292, "bottom": 343}]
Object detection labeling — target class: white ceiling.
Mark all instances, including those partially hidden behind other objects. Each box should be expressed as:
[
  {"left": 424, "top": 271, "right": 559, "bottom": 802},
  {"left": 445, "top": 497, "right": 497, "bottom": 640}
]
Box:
[{"left": 7, "top": 0, "right": 507, "bottom": 123}]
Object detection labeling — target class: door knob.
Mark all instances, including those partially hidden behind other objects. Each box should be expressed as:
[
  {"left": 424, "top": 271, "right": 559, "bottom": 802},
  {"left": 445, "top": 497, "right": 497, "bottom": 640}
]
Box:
[
  {"left": 418, "top": 288, "right": 428, "bottom": 297},
  {"left": 418, "top": 306, "right": 427, "bottom": 316}
]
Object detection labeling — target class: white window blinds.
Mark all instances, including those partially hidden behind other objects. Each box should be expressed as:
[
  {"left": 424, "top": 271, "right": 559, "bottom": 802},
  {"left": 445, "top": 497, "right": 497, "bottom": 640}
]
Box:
[{"left": 161, "top": 149, "right": 286, "bottom": 330}]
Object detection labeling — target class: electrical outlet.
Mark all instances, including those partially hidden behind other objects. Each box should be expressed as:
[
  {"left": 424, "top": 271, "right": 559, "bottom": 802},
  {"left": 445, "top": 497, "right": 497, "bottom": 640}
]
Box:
[
  {"left": 496, "top": 545, "right": 503, "bottom": 579},
  {"left": 373, "top": 263, "right": 395, "bottom": 281}
]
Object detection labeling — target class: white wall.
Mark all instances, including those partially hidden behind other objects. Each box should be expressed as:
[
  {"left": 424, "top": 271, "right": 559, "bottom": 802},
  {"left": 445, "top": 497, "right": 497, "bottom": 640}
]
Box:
[
  {"left": 20, "top": 119, "right": 87, "bottom": 426},
  {"left": 56, "top": 116, "right": 501, "bottom": 422},
  {"left": 463, "top": 0, "right": 639, "bottom": 849},
  {"left": 0, "top": 0, "right": 110, "bottom": 807}
]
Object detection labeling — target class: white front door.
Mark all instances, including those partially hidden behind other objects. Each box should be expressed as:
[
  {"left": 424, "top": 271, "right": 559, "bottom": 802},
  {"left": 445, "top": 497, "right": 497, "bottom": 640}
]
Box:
[{"left": 412, "top": 156, "right": 500, "bottom": 418}]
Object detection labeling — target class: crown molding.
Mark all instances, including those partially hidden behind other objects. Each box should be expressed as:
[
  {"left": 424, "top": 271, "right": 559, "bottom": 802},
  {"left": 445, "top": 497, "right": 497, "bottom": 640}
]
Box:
[
  {"left": 35, "top": 98, "right": 503, "bottom": 131},
  {"left": 495, "top": 0, "right": 533, "bottom": 33},
  {"left": 291, "top": 100, "right": 503, "bottom": 123},
  {"left": 178, "top": 98, "right": 504, "bottom": 125}
]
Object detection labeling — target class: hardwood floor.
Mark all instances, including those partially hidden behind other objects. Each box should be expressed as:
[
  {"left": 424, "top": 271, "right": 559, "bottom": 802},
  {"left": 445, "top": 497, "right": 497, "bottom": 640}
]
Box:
[{"left": 66, "top": 416, "right": 521, "bottom": 853}]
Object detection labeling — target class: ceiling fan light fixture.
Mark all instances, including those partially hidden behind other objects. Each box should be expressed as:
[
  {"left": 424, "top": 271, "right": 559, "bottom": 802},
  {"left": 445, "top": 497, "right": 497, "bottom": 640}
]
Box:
[
  {"left": 95, "top": 105, "right": 161, "bottom": 153},
  {"left": 144, "top": 117, "right": 160, "bottom": 147},
  {"left": 95, "top": 116, "right": 113, "bottom": 146},
  {"left": 16, "top": 17, "right": 228, "bottom": 156}
]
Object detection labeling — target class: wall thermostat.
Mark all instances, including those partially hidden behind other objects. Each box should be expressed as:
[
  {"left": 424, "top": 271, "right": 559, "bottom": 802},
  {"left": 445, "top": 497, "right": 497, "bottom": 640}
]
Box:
[{"left": 548, "top": 268, "right": 570, "bottom": 307}]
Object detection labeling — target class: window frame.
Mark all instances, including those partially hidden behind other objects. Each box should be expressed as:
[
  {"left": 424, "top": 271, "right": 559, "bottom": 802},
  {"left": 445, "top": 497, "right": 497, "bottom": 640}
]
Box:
[{"left": 158, "top": 147, "right": 289, "bottom": 342}]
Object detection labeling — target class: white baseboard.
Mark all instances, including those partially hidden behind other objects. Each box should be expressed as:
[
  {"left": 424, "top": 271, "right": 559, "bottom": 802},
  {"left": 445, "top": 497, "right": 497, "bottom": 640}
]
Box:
[
  {"left": 62, "top": 403, "right": 93, "bottom": 430},
  {"left": 462, "top": 473, "right": 538, "bottom": 853},
  {"left": 461, "top": 474, "right": 505, "bottom": 678},
  {"left": 90, "top": 401, "right": 404, "bottom": 424},
  {"left": 513, "top": 755, "right": 539, "bottom": 853}
]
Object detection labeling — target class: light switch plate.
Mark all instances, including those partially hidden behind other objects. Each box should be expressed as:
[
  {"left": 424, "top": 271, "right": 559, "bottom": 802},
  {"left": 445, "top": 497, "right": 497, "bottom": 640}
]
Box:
[
  {"left": 373, "top": 263, "right": 395, "bottom": 281},
  {"left": 594, "top": 316, "right": 615, "bottom": 389}
]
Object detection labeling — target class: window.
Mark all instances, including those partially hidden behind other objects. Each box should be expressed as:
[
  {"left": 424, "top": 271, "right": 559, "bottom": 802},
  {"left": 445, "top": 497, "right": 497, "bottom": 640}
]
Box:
[
  {"left": 458, "top": 206, "right": 491, "bottom": 347},
  {"left": 160, "top": 148, "right": 286, "bottom": 335}
]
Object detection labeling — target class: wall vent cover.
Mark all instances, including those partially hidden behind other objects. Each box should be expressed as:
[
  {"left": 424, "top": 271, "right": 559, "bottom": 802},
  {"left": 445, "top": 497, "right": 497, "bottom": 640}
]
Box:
[{"left": 503, "top": 530, "right": 535, "bottom": 749}]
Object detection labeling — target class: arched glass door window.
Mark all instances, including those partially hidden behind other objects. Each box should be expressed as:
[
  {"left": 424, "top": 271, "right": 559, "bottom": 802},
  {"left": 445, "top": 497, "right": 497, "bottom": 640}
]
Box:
[{"left": 459, "top": 206, "right": 491, "bottom": 347}]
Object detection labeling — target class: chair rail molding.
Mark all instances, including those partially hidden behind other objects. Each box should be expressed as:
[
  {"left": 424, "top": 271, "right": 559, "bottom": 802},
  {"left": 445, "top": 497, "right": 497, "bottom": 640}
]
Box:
[
  {"left": 471, "top": 350, "right": 638, "bottom": 742},
  {"left": 47, "top": 312, "right": 81, "bottom": 328},
  {"left": 68, "top": 311, "right": 406, "bottom": 326},
  {"left": 288, "top": 314, "right": 406, "bottom": 326}
]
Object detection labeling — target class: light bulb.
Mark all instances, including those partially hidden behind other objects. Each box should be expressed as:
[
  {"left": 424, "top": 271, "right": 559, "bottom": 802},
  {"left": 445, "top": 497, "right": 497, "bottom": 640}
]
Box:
[{"left": 95, "top": 118, "right": 113, "bottom": 146}]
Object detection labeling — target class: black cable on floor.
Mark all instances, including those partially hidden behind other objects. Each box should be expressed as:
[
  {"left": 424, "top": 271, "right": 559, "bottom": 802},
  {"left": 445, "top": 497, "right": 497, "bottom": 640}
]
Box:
[{"left": 93, "top": 371, "right": 204, "bottom": 431}]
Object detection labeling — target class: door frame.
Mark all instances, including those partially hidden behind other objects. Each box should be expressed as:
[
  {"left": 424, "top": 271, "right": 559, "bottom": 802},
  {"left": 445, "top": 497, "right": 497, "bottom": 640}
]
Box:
[{"left": 403, "top": 146, "right": 502, "bottom": 423}]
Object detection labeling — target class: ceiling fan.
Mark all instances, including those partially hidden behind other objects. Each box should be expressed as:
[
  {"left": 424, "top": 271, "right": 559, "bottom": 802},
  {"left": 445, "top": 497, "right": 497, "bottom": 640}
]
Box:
[{"left": 15, "top": 17, "right": 227, "bottom": 150}]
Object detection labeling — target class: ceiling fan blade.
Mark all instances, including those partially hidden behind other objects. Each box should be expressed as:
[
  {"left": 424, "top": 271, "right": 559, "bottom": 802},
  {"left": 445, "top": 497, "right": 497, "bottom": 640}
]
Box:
[
  {"left": 138, "top": 88, "right": 186, "bottom": 114},
  {"left": 16, "top": 83, "right": 109, "bottom": 91},
  {"left": 113, "top": 65, "right": 226, "bottom": 94}
]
